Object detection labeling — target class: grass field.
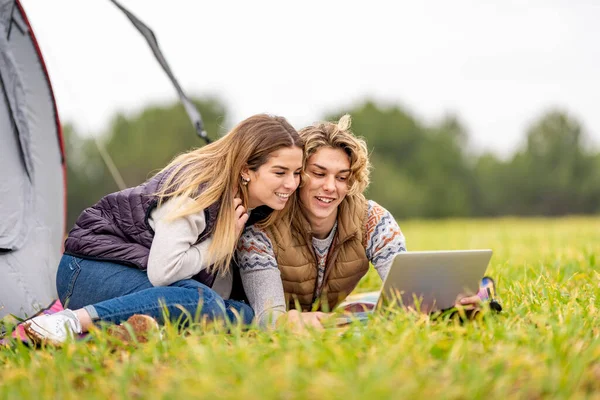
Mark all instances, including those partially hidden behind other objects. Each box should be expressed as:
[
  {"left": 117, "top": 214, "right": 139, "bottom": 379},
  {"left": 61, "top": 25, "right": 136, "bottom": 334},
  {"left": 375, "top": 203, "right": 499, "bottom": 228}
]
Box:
[{"left": 1, "top": 217, "right": 599, "bottom": 399}]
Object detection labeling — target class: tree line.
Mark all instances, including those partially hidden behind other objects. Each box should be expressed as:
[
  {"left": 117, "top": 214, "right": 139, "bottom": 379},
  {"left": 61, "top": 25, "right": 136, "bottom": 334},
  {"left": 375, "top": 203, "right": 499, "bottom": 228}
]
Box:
[{"left": 63, "top": 97, "right": 600, "bottom": 228}]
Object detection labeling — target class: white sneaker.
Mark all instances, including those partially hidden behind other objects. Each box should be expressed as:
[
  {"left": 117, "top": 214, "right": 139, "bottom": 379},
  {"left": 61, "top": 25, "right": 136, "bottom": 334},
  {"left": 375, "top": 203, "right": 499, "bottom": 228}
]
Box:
[{"left": 23, "top": 309, "right": 82, "bottom": 346}]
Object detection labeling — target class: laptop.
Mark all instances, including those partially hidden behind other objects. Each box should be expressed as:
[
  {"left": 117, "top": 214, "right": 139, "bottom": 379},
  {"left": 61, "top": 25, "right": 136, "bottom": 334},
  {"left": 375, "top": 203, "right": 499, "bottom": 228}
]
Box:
[{"left": 335, "top": 249, "right": 493, "bottom": 324}]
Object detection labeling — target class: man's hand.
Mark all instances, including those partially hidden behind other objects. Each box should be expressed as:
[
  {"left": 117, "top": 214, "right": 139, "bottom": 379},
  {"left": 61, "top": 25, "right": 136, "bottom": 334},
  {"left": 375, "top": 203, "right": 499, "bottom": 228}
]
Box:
[
  {"left": 279, "top": 310, "right": 329, "bottom": 332},
  {"left": 455, "top": 294, "right": 482, "bottom": 310}
]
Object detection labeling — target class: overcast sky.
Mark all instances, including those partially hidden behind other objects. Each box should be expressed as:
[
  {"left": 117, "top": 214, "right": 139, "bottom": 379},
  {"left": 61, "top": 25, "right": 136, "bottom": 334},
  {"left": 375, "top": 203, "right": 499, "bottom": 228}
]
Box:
[{"left": 21, "top": 0, "right": 600, "bottom": 156}]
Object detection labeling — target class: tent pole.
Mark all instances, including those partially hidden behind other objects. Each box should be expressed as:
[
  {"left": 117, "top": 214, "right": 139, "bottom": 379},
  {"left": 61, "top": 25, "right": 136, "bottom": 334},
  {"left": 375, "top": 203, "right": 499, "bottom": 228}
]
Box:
[
  {"left": 108, "top": 0, "right": 211, "bottom": 144},
  {"left": 94, "top": 137, "right": 127, "bottom": 191}
]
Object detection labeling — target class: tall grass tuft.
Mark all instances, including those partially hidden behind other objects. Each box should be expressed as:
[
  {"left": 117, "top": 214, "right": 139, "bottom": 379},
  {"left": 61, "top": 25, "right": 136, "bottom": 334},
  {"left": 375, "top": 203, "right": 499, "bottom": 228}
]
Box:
[{"left": 1, "top": 217, "right": 599, "bottom": 399}]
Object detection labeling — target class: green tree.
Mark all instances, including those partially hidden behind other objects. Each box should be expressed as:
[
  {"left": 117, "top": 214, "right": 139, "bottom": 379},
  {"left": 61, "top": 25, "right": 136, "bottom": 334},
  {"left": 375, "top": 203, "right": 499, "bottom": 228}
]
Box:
[
  {"left": 517, "top": 110, "right": 594, "bottom": 215},
  {"left": 104, "top": 97, "right": 228, "bottom": 188},
  {"left": 64, "top": 97, "right": 228, "bottom": 228},
  {"left": 63, "top": 124, "right": 108, "bottom": 227},
  {"left": 64, "top": 99, "right": 600, "bottom": 224},
  {"left": 325, "top": 102, "right": 475, "bottom": 218}
]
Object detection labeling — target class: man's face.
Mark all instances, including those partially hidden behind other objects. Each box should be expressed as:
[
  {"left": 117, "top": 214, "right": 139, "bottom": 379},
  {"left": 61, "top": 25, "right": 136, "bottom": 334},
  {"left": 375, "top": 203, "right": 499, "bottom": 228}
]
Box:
[{"left": 299, "top": 147, "right": 351, "bottom": 228}]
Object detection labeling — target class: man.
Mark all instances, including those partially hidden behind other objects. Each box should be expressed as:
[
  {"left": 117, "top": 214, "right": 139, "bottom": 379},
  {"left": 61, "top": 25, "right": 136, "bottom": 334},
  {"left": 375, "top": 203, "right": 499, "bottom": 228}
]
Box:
[{"left": 237, "top": 115, "right": 481, "bottom": 329}]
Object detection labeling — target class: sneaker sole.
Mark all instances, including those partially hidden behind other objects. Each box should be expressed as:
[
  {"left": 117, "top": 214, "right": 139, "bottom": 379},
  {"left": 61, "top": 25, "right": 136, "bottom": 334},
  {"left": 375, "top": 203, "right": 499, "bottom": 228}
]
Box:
[{"left": 22, "top": 321, "right": 64, "bottom": 347}]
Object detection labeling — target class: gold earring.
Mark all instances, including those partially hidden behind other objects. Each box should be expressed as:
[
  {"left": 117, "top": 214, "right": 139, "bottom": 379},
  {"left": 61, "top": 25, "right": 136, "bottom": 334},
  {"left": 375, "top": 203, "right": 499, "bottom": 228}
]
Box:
[{"left": 241, "top": 176, "right": 250, "bottom": 186}]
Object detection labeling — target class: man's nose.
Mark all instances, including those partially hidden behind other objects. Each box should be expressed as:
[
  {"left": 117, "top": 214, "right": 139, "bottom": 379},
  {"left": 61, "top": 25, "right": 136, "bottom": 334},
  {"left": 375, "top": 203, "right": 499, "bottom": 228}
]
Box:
[{"left": 322, "top": 175, "right": 335, "bottom": 192}]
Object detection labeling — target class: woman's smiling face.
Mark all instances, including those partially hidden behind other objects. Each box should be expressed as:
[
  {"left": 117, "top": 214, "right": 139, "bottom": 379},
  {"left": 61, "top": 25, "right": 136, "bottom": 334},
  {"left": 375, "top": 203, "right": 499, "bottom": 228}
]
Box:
[
  {"left": 299, "top": 146, "right": 351, "bottom": 229},
  {"left": 244, "top": 146, "right": 303, "bottom": 210}
]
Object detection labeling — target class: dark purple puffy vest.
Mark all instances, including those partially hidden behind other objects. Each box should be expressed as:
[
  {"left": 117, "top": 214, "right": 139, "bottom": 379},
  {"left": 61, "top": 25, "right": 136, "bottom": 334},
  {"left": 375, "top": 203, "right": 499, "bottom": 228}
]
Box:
[{"left": 64, "top": 168, "right": 220, "bottom": 286}]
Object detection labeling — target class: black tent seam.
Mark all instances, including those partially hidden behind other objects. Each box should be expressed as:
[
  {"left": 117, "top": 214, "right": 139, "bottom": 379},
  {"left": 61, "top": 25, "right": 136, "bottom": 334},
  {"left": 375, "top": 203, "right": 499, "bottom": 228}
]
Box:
[
  {"left": 6, "top": 2, "right": 28, "bottom": 40},
  {"left": 5, "top": 0, "right": 15, "bottom": 39},
  {"left": 0, "top": 65, "right": 32, "bottom": 182}
]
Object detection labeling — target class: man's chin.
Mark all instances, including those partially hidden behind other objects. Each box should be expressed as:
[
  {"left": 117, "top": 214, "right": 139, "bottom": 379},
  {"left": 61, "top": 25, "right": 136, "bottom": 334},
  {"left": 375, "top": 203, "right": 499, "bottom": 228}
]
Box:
[{"left": 308, "top": 208, "right": 336, "bottom": 221}]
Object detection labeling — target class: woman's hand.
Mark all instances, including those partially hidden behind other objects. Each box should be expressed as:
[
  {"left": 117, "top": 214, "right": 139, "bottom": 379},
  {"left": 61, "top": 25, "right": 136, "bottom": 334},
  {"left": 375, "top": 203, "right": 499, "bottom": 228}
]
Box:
[
  {"left": 234, "top": 197, "right": 249, "bottom": 237},
  {"left": 278, "top": 310, "right": 329, "bottom": 331}
]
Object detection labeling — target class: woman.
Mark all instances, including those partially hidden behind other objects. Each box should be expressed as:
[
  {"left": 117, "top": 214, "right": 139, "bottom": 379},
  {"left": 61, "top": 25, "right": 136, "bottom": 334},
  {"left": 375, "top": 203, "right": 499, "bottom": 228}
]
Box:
[
  {"left": 237, "top": 115, "right": 481, "bottom": 329},
  {"left": 24, "top": 114, "right": 303, "bottom": 344}
]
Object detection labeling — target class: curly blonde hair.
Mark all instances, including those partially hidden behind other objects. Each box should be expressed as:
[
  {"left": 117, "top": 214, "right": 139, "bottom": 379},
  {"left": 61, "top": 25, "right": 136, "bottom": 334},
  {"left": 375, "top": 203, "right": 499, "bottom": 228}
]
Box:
[{"left": 298, "top": 114, "right": 371, "bottom": 200}]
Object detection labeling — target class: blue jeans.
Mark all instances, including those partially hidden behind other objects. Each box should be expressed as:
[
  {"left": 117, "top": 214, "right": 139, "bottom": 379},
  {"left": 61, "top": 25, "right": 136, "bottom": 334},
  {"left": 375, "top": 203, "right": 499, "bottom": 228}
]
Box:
[{"left": 56, "top": 254, "right": 253, "bottom": 326}]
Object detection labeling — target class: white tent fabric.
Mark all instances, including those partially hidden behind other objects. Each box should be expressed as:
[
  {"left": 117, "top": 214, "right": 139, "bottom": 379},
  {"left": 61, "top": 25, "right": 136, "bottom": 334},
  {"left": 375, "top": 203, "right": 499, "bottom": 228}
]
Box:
[{"left": 0, "top": 0, "right": 65, "bottom": 319}]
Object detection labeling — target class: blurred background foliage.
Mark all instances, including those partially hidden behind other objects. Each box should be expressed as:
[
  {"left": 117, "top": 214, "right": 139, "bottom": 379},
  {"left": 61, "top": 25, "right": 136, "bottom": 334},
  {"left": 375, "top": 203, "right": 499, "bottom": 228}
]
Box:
[{"left": 63, "top": 97, "right": 600, "bottom": 228}]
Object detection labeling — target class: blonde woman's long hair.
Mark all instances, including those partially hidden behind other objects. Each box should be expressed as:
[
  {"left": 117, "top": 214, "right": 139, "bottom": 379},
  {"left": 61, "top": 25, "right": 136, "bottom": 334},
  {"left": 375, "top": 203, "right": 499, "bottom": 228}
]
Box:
[{"left": 155, "top": 114, "right": 302, "bottom": 275}]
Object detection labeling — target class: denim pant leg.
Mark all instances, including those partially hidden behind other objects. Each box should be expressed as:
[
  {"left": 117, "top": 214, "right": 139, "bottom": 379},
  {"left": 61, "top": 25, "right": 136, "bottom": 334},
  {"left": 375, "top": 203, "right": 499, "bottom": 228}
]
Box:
[
  {"left": 223, "top": 299, "right": 254, "bottom": 326},
  {"left": 88, "top": 284, "right": 218, "bottom": 325},
  {"left": 169, "top": 280, "right": 254, "bottom": 326},
  {"left": 56, "top": 254, "right": 253, "bottom": 325},
  {"left": 56, "top": 254, "right": 154, "bottom": 309}
]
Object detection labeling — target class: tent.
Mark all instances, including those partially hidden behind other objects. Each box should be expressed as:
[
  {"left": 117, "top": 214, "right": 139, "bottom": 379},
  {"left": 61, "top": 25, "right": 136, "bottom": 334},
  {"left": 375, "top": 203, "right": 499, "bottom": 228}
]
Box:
[
  {"left": 0, "top": 0, "right": 207, "bottom": 320},
  {"left": 0, "top": 0, "right": 65, "bottom": 319}
]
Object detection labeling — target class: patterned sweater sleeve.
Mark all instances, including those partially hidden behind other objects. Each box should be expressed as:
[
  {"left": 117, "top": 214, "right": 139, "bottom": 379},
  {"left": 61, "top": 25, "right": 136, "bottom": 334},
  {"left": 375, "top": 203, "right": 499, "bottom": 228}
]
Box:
[
  {"left": 236, "top": 225, "right": 286, "bottom": 327},
  {"left": 364, "top": 200, "right": 407, "bottom": 281}
]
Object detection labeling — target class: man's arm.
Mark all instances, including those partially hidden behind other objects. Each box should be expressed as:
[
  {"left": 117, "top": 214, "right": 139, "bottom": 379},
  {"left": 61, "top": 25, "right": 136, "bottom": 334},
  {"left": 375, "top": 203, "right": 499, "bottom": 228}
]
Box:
[
  {"left": 236, "top": 226, "right": 286, "bottom": 327},
  {"left": 364, "top": 200, "right": 407, "bottom": 281}
]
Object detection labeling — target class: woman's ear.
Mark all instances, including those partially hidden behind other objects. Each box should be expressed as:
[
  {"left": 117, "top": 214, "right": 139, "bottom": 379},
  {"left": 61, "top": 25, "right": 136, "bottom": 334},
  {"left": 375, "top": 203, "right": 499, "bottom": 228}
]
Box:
[{"left": 240, "top": 166, "right": 250, "bottom": 181}]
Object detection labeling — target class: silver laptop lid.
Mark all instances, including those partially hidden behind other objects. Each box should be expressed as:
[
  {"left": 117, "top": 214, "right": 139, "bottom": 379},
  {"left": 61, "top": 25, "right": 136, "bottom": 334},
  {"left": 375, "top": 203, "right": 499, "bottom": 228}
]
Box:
[{"left": 380, "top": 250, "right": 492, "bottom": 313}]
